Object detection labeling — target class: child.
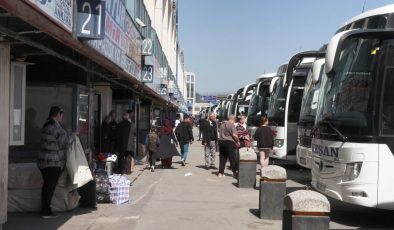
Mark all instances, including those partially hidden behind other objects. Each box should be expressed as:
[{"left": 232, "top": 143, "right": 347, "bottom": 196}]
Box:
[{"left": 145, "top": 126, "right": 160, "bottom": 172}]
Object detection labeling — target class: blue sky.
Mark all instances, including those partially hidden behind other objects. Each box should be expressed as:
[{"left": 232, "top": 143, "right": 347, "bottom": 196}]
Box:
[{"left": 179, "top": 0, "right": 394, "bottom": 95}]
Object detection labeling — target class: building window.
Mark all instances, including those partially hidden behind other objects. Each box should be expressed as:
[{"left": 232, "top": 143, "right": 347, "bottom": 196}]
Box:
[
  {"left": 186, "top": 83, "right": 191, "bottom": 97},
  {"left": 125, "top": 0, "right": 136, "bottom": 19}
]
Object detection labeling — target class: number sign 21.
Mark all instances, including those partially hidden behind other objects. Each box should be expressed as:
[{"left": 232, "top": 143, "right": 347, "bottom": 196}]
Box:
[
  {"left": 75, "top": 0, "right": 105, "bottom": 40},
  {"left": 141, "top": 65, "right": 154, "bottom": 83}
]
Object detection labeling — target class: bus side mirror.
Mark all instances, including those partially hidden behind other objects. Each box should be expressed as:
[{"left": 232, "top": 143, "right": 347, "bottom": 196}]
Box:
[{"left": 312, "top": 59, "right": 325, "bottom": 83}]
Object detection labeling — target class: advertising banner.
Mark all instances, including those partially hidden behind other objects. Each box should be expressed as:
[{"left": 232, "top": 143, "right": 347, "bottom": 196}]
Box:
[
  {"left": 25, "top": 0, "right": 73, "bottom": 32},
  {"left": 88, "top": 0, "right": 140, "bottom": 79}
]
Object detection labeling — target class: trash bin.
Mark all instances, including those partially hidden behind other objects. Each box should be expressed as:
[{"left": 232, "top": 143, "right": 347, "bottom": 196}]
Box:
[
  {"left": 259, "top": 165, "right": 287, "bottom": 220},
  {"left": 237, "top": 147, "right": 257, "bottom": 188},
  {"left": 282, "top": 190, "right": 330, "bottom": 230}
]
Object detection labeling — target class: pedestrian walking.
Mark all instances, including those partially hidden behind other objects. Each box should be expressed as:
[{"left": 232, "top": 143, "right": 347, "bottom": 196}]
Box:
[
  {"left": 201, "top": 112, "right": 218, "bottom": 169},
  {"left": 198, "top": 116, "right": 205, "bottom": 141},
  {"left": 218, "top": 115, "right": 240, "bottom": 177},
  {"left": 157, "top": 119, "right": 179, "bottom": 168},
  {"left": 38, "top": 106, "right": 75, "bottom": 218},
  {"left": 115, "top": 112, "right": 136, "bottom": 175},
  {"left": 253, "top": 116, "right": 273, "bottom": 167},
  {"left": 175, "top": 114, "right": 181, "bottom": 128},
  {"left": 101, "top": 110, "right": 117, "bottom": 153},
  {"left": 145, "top": 126, "right": 160, "bottom": 172},
  {"left": 175, "top": 117, "right": 194, "bottom": 166}
]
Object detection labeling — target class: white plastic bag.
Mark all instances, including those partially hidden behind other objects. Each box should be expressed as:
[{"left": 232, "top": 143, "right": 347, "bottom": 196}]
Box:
[{"left": 66, "top": 137, "right": 93, "bottom": 188}]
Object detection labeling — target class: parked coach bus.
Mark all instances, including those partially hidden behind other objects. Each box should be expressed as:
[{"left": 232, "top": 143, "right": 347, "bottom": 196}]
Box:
[
  {"left": 246, "top": 73, "right": 277, "bottom": 152},
  {"left": 296, "top": 59, "right": 326, "bottom": 169},
  {"left": 267, "top": 51, "right": 325, "bottom": 161},
  {"left": 311, "top": 4, "right": 394, "bottom": 209}
]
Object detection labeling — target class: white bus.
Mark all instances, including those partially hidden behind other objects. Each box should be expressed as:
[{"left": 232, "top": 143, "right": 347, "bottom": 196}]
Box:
[
  {"left": 246, "top": 73, "right": 277, "bottom": 151},
  {"left": 311, "top": 4, "right": 394, "bottom": 209},
  {"left": 296, "top": 59, "right": 326, "bottom": 169},
  {"left": 234, "top": 83, "right": 257, "bottom": 118},
  {"left": 267, "top": 51, "right": 325, "bottom": 161}
]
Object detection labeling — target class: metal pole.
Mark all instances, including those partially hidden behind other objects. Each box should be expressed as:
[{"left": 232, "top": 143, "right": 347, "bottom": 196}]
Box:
[{"left": 175, "top": 0, "right": 179, "bottom": 88}]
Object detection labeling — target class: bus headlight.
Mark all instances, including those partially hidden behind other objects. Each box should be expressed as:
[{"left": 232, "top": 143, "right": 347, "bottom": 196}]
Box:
[
  {"left": 342, "top": 162, "right": 362, "bottom": 182},
  {"left": 274, "top": 139, "right": 284, "bottom": 148}
]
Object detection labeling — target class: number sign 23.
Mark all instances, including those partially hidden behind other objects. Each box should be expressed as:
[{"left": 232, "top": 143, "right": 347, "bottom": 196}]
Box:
[
  {"left": 141, "top": 66, "right": 154, "bottom": 83},
  {"left": 75, "top": 0, "right": 105, "bottom": 40}
]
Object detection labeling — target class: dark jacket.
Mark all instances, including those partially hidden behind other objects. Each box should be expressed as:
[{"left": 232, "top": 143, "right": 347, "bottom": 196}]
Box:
[
  {"left": 253, "top": 126, "right": 274, "bottom": 149},
  {"left": 157, "top": 132, "right": 179, "bottom": 159},
  {"left": 115, "top": 120, "right": 135, "bottom": 152},
  {"left": 175, "top": 121, "right": 194, "bottom": 144},
  {"left": 38, "top": 119, "right": 73, "bottom": 169},
  {"left": 202, "top": 120, "right": 218, "bottom": 144},
  {"left": 101, "top": 118, "right": 117, "bottom": 153}
]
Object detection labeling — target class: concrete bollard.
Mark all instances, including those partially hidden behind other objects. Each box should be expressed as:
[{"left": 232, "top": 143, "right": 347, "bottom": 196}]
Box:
[
  {"left": 259, "top": 165, "right": 287, "bottom": 220},
  {"left": 237, "top": 147, "right": 257, "bottom": 188},
  {"left": 282, "top": 190, "right": 330, "bottom": 230}
]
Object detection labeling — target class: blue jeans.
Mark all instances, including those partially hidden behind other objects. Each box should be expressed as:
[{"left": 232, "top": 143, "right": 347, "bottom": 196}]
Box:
[{"left": 180, "top": 143, "right": 190, "bottom": 161}]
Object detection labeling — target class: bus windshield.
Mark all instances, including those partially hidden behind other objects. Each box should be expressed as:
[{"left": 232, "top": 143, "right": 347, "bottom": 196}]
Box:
[
  {"left": 247, "top": 83, "right": 270, "bottom": 126},
  {"left": 315, "top": 37, "right": 380, "bottom": 137},
  {"left": 268, "top": 77, "right": 287, "bottom": 126},
  {"left": 299, "top": 70, "right": 324, "bottom": 126}
]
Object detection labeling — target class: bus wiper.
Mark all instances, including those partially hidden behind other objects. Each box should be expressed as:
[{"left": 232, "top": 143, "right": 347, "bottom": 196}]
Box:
[{"left": 322, "top": 120, "right": 348, "bottom": 142}]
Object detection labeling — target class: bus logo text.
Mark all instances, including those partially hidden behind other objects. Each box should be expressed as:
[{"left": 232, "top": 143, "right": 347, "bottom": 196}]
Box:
[{"left": 312, "top": 144, "right": 339, "bottom": 160}]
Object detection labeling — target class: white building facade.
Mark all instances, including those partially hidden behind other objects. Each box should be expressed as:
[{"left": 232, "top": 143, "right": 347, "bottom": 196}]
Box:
[
  {"left": 185, "top": 71, "right": 196, "bottom": 112},
  {"left": 143, "top": 0, "right": 187, "bottom": 108}
]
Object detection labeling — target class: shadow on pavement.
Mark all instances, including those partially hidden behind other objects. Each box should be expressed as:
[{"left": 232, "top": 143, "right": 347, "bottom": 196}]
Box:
[
  {"left": 328, "top": 197, "right": 394, "bottom": 229},
  {"left": 249, "top": 208, "right": 260, "bottom": 218},
  {"left": 210, "top": 171, "right": 233, "bottom": 177},
  {"left": 5, "top": 208, "right": 94, "bottom": 230},
  {"left": 195, "top": 165, "right": 209, "bottom": 170}
]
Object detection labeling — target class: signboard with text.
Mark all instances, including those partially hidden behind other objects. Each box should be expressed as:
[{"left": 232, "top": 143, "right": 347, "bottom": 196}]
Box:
[
  {"left": 88, "top": 0, "right": 140, "bottom": 78},
  {"left": 142, "top": 38, "right": 153, "bottom": 56},
  {"left": 25, "top": 0, "right": 73, "bottom": 32},
  {"left": 201, "top": 96, "right": 217, "bottom": 101},
  {"left": 160, "top": 84, "right": 168, "bottom": 95},
  {"left": 75, "top": 0, "right": 105, "bottom": 39},
  {"left": 141, "top": 65, "right": 153, "bottom": 83}
]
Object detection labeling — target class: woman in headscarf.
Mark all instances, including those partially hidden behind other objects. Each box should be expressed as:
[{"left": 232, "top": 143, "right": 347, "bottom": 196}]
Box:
[{"left": 157, "top": 119, "right": 179, "bottom": 168}]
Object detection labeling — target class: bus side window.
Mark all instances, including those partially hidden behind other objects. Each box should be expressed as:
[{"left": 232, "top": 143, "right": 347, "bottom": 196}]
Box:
[{"left": 382, "top": 68, "right": 394, "bottom": 135}]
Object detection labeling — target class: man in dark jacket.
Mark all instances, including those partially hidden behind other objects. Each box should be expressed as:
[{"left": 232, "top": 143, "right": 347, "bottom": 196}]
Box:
[
  {"left": 202, "top": 112, "right": 218, "bottom": 169},
  {"left": 175, "top": 117, "right": 194, "bottom": 166},
  {"left": 115, "top": 112, "right": 136, "bottom": 174},
  {"left": 101, "top": 110, "right": 117, "bottom": 153}
]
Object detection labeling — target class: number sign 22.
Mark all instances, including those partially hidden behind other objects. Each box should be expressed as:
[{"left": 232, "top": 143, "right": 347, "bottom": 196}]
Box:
[
  {"left": 142, "top": 38, "right": 153, "bottom": 56},
  {"left": 76, "top": 0, "right": 105, "bottom": 40},
  {"left": 141, "top": 65, "right": 154, "bottom": 83}
]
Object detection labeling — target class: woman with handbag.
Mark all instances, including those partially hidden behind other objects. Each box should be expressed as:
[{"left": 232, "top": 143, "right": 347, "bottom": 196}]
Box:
[
  {"left": 253, "top": 116, "right": 274, "bottom": 167},
  {"left": 218, "top": 115, "right": 240, "bottom": 177}
]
